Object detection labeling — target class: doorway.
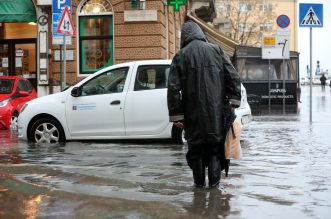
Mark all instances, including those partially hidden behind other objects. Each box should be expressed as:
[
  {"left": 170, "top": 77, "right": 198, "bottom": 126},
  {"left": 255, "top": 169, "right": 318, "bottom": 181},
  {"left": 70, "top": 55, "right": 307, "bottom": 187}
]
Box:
[{"left": 0, "top": 39, "right": 37, "bottom": 89}]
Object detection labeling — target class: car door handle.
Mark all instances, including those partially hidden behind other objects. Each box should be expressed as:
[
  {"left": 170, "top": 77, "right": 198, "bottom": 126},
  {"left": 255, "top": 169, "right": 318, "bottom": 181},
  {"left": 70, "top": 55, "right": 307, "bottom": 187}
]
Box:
[{"left": 110, "top": 100, "right": 121, "bottom": 105}]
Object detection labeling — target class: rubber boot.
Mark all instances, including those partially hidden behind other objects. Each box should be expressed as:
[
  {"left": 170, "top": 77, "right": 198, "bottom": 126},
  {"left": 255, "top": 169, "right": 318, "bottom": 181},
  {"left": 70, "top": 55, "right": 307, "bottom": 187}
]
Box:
[
  {"left": 192, "top": 159, "right": 205, "bottom": 188},
  {"left": 208, "top": 156, "right": 221, "bottom": 188}
]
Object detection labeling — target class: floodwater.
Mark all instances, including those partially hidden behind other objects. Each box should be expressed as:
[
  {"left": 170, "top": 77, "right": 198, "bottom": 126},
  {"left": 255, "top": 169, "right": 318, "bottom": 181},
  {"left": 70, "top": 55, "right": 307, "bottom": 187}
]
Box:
[{"left": 1, "top": 85, "right": 331, "bottom": 219}]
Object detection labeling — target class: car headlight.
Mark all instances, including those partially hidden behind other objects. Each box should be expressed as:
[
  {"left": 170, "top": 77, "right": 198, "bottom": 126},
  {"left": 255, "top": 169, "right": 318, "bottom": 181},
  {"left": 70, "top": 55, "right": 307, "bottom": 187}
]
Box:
[
  {"left": 20, "top": 103, "right": 28, "bottom": 113},
  {"left": 0, "top": 98, "right": 9, "bottom": 107}
]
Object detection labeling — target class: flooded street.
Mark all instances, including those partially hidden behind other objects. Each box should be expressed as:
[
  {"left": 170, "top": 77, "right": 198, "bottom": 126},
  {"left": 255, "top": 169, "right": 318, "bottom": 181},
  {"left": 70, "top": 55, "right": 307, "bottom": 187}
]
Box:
[{"left": 1, "top": 85, "right": 331, "bottom": 219}]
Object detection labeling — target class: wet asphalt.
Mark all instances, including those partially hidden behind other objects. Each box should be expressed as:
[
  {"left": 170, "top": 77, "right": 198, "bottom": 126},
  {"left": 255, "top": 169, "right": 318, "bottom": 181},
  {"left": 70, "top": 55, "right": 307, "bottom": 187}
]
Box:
[{"left": 0, "top": 85, "right": 331, "bottom": 219}]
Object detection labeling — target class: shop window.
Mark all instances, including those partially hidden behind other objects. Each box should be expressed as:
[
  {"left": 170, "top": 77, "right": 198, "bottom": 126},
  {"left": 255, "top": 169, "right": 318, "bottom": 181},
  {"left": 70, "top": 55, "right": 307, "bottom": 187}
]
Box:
[
  {"left": 0, "top": 23, "right": 4, "bottom": 39},
  {"left": 78, "top": 0, "right": 113, "bottom": 75},
  {"left": 238, "top": 58, "right": 298, "bottom": 81}
]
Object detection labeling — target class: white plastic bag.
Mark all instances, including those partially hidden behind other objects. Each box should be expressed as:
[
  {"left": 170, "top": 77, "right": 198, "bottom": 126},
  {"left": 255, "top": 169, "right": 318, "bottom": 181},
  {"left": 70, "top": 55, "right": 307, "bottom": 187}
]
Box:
[{"left": 225, "top": 121, "right": 242, "bottom": 159}]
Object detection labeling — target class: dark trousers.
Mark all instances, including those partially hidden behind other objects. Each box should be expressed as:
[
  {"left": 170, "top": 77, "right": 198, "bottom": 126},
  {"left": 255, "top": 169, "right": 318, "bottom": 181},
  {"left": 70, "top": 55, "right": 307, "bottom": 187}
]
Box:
[{"left": 186, "top": 140, "right": 226, "bottom": 169}]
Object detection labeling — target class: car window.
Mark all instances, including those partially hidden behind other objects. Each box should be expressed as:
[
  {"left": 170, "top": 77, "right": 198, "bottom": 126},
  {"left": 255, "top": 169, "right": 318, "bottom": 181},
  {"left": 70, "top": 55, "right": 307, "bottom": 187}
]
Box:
[
  {"left": 81, "top": 67, "right": 129, "bottom": 96},
  {"left": 17, "top": 80, "right": 29, "bottom": 92},
  {"left": 134, "top": 65, "right": 170, "bottom": 91},
  {"left": 25, "top": 80, "right": 33, "bottom": 92},
  {"left": 0, "top": 79, "right": 14, "bottom": 94}
]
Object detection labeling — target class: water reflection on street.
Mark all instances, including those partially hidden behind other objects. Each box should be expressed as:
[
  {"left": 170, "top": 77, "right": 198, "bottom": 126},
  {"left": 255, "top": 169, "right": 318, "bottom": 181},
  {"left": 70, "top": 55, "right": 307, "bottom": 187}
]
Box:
[{"left": 0, "top": 86, "right": 331, "bottom": 218}]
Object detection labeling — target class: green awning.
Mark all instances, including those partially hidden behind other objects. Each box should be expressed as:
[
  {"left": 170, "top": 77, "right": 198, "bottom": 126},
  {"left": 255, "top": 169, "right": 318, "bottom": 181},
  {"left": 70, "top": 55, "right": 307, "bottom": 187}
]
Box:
[{"left": 0, "top": 0, "right": 36, "bottom": 22}]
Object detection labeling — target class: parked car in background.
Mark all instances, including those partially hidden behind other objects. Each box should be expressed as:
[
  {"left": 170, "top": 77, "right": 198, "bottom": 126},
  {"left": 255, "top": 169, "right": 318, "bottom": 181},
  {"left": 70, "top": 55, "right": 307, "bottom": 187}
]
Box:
[
  {"left": 0, "top": 76, "right": 37, "bottom": 130},
  {"left": 312, "top": 76, "right": 321, "bottom": 85},
  {"left": 18, "top": 60, "right": 251, "bottom": 144},
  {"left": 300, "top": 76, "right": 309, "bottom": 85},
  {"left": 325, "top": 75, "right": 331, "bottom": 86}
]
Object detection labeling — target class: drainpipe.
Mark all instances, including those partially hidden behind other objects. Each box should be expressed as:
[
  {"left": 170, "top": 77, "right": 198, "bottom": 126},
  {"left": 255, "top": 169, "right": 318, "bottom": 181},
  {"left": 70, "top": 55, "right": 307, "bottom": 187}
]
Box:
[{"left": 164, "top": 1, "right": 169, "bottom": 59}]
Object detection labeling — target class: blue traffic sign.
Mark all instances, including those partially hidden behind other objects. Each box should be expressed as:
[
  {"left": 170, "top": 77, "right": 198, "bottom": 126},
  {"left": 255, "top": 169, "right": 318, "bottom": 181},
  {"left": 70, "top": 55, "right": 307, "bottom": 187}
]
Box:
[
  {"left": 277, "top": 15, "right": 290, "bottom": 28},
  {"left": 52, "top": 0, "right": 72, "bottom": 44},
  {"left": 299, "top": 3, "right": 323, "bottom": 28},
  {"left": 52, "top": 0, "right": 72, "bottom": 13}
]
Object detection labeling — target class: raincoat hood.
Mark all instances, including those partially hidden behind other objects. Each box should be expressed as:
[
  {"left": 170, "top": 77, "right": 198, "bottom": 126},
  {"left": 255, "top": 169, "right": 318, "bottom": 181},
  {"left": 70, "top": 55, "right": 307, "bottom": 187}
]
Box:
[{"left": 180, "top": 20, "right": 207, "bottom": 48}]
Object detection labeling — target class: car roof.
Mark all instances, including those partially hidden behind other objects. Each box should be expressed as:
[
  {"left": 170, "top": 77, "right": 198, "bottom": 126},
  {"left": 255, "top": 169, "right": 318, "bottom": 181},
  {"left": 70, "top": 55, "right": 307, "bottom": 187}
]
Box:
[
  {"left": 115, "top": 60, "right": 172, "bottom": 66},
  {"left": 95, "top": 59, "right": 172, "bottom": 75},
  {"left": 0, "top": 76, "right": 25, "bottom": 80}
]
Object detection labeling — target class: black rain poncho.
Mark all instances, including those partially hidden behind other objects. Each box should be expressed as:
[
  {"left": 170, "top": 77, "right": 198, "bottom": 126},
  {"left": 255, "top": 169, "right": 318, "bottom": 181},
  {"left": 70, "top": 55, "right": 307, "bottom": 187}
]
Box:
[{"left": 167, "top": 20, "right": 241, "bottom": 146}]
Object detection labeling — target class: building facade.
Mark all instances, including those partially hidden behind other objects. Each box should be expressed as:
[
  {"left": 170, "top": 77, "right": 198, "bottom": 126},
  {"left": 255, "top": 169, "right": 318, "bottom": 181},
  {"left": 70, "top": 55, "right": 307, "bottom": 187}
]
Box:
[
  {"left": 213, "top": 0, "right": 298, "bottom": 51},
  {"left": 0, "top": 0, "right": 186, "bottom": 96}
]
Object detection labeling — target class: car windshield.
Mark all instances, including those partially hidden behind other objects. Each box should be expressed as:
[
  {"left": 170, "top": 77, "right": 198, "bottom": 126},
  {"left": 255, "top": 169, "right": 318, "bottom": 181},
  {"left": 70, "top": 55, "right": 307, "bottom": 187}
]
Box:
[{"left": 0, "top": 79, "right": 14, "bottom": 94}]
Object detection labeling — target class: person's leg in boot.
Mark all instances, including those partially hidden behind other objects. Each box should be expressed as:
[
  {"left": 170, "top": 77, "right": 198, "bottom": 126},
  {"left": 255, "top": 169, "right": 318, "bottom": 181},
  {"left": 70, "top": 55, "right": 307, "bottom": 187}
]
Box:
[
  {"left": 208, "top": 143, "right": 221, "bottom": 188},
  {"left": 192, "top": 158, "right": 205, "bottom": 187},
  {"left": 186, "top": 144, "right": 206, "bottom": 187}
]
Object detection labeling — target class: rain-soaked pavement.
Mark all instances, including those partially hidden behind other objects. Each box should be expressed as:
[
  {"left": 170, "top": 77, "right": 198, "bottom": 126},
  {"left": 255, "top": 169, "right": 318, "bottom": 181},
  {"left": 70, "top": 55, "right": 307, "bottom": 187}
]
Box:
[{"left": 1, "top": 85, "right": 331, "bottom": 219}]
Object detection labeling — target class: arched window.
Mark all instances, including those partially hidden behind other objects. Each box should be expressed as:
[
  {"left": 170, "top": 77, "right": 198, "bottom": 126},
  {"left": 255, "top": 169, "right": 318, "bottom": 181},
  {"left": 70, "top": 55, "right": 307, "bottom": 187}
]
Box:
[{"left": 77, "top": 0, "right": 114, "bottom": 75}]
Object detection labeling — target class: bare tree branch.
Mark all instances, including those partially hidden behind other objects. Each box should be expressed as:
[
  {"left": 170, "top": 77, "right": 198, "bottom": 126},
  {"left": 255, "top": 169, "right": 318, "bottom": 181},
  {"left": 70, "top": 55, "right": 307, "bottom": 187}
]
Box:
[{"left": 215, "top": 0, "right": 276, "bottom": 46}]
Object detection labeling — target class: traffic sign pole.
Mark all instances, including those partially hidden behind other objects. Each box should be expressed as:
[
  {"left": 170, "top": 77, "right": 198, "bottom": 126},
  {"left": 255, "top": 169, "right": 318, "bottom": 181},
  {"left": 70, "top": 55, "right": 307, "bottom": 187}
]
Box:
[
  {"left": 56, "top": 5, "right": 76, "bottom": 90},
  {"left": 310, "top": 27, "right": 312, "bottom": 124},
  {"left": 62, "top": 35, "right": 67, "bottom": 90},
  {"left": 299, "top": 3, "right": 323, "bottom": 124}
]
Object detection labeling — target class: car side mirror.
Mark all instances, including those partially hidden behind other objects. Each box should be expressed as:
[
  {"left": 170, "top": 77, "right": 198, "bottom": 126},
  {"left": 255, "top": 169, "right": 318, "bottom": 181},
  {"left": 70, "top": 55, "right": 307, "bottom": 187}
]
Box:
[
  {"left": 18, "top": 90, "right": 29, "bottom": 97},
  {"left": 71, "top": 87, "right": 80, "bottom": 97}
]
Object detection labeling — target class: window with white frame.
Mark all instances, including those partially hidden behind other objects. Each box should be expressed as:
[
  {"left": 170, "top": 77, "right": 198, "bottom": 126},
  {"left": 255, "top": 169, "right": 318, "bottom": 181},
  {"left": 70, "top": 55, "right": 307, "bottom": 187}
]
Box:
[
  {"left": 78, "top": 0, "right": 114, "bottom": 75},
  {"left": 259, "top": 3, "right": 272, "bottom": 12},
  {"left": 238, "top": 3, "right": 251, "bottom": 12},
  {"left": 239, "top": 23, "right": 252, "bottom": 32},
  {"left": 217, "top": 3, "right": 230, "bottom": 12},
  {"left": 260, "top": 23, "right": 273, "bottom": 31}
]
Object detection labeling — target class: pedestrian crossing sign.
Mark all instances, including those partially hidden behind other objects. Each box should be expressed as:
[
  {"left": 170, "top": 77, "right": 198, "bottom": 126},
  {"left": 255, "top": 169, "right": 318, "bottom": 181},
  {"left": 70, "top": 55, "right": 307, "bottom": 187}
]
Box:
[{"left": 299, "top": 3, "right": 323, "bottom": 28}]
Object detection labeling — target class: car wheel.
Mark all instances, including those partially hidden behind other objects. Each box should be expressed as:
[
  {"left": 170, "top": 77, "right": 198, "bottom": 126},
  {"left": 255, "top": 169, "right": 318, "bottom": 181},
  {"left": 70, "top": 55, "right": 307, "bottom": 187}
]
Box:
[
  {"left": 29, "top": 118, "right": 65, "bottom": 144},
  {"left": 10, "top": 112, "right": 19, "bottom": 130},
  {"left": 171, "top": 125, "right": 186, "bottom": 144}
]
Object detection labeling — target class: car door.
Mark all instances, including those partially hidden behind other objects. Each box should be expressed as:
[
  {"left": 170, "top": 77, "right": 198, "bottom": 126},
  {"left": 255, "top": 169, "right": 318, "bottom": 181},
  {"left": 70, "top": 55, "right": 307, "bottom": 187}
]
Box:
[
  {"left": 124, "top": 64, "right": 170, "bottom": 136},
  {"left": 66, "top": 67, "right": 131, "bottom": 138}
]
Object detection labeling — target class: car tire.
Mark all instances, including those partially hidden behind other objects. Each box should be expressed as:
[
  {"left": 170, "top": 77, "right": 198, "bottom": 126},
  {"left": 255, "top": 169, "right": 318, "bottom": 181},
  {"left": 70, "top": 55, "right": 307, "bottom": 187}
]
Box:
[
  {"left": 29, "top": 118, "right": 65, "bottom": 144},
  {"left": 10, "top": 112, "right": 19, "bottom": 130},
  {"left": 172, "top": 125, "right": 186, "bottom": 144}
]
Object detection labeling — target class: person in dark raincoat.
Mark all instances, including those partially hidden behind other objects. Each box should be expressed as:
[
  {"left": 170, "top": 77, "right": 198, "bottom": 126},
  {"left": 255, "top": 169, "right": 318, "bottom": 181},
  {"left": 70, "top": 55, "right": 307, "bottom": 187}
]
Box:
[{"left": 167, "top": 20, "right": 241, "bottom": 188}]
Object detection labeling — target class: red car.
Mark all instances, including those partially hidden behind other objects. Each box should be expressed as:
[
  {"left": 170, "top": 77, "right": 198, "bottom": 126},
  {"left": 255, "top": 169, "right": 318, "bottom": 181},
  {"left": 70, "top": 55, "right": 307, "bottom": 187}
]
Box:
[{"left": 0, "top": 76, "right": 37, "bottom": 130}]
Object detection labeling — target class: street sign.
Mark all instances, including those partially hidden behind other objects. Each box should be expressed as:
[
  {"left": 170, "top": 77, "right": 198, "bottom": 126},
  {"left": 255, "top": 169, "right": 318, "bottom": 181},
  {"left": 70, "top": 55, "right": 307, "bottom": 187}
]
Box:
[
  {"left": 56, "top": 6, "right": 76, "bottom": 36},
  {"left": 52, "top": 13, "right": 71, "bottom": 44},
  {"left": 262, "top": 30, "right": 290, "bottom": 59},
  {"left": 299, "top": 4, "right": 323, "bottom": 123},
  {"left": 277, "top": 15, "right": 290, "bottom": 29},
  {"left": 263, "top": 36, "right": 276, "bottom": 46},
  {"left": 52, "top": 0, "right": 72, "bottom": 44},
  {"left": 299, "top": 3, "right": 323, "bottom": 28},
  {"left": 52, "top": 0, "right": 71, "bottom": 13}
]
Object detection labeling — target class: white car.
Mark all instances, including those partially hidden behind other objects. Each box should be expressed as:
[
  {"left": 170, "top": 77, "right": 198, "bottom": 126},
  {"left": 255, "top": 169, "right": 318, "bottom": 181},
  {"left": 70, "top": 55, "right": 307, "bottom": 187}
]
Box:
[
  {"left": 18, "top": 60, "right": 251, "bottom": 144},
  {"left": 300, "top": 76, "right": 309, "bottom": 85},
  {"left": 312, "top": 76, "right": 321, "bottom": 85}
]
